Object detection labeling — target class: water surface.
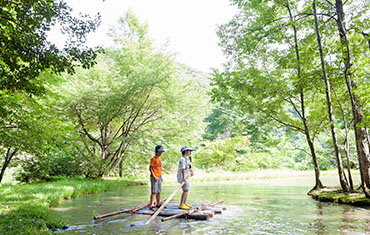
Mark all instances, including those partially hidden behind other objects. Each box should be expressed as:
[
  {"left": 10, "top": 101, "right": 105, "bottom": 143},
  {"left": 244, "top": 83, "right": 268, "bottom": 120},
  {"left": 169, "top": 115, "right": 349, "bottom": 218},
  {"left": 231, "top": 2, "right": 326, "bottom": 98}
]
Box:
[{"left": 54, "top": 175, "right": 370, "bottom": 234}]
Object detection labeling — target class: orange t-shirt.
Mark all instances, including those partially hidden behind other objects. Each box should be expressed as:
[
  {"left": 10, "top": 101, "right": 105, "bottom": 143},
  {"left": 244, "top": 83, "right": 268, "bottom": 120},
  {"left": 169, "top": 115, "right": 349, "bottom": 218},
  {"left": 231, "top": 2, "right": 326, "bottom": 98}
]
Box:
[{"left": 150, "top": 156, "right": 162, "bottom": 177}]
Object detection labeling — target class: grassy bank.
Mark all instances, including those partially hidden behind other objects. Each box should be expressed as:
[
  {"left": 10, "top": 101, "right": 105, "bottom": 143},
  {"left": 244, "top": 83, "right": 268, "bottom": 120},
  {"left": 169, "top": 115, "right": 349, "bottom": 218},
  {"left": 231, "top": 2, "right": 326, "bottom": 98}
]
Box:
[{"left": 0, "top": 176, "right": 145, "bottom": 234}]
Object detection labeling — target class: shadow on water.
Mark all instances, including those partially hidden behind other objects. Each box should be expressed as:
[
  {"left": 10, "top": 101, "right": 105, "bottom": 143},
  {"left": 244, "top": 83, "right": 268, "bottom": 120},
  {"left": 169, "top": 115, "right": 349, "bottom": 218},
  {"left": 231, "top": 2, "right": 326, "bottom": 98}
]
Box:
[{"left": 54, "top": 175, "right": 370, "bottom": 234}]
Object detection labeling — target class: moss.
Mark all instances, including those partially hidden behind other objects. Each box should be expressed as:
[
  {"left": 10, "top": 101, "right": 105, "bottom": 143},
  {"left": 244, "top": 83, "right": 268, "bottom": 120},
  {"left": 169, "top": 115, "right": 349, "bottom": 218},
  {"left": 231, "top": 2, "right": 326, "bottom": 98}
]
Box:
[{"left": 311, "top": 188, "right": 370, "bottom": 206}]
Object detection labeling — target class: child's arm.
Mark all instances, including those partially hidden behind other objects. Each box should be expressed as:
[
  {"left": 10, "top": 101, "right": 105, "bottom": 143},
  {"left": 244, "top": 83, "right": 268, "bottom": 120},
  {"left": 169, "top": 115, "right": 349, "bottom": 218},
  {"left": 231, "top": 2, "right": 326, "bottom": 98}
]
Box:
[
  {"left": 181, "top": 169, "right": 186, "bottom": 182},
  {"left": 150, "top": 166, "right": 158, "bottom": 182},
  {"left": 190, "top": 168, "right": 194, "bottom": 177}
]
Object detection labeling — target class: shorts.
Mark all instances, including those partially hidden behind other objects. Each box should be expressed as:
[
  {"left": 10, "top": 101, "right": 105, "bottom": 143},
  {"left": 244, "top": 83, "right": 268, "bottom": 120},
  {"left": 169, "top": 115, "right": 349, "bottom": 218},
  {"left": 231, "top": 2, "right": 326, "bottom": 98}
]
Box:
[
  {"left": 150, "top": 176, "right": 162, "bottom": 193},
  {"left": 181, "top": 181, "right": 190, "bottom": 191}
]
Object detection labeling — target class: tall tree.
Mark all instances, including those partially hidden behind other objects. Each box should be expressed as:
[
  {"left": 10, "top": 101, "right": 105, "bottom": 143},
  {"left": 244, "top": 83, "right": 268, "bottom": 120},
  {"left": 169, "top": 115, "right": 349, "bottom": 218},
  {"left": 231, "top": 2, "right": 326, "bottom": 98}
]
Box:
[
  {"left": 335, "top": 0, "right": 370, "bottom": 196},
  {"left": 0, "top": 0, "right": 101, "bottom": 183},
  {"left": 312, "top": 0, "right": 350, "bottom": 192},
  {"left": 213, "top": 0, "right": 326, "bottom": 190},
  {"left": 59, "top": 11, "right": 205, "bottom": 177}
]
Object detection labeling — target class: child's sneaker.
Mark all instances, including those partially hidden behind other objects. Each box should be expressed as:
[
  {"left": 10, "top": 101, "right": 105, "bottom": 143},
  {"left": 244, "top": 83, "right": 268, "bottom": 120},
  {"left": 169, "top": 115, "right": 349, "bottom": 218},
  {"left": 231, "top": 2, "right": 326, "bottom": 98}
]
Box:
[
  {"left": 185, "top": 204, "right": 192, "bottom": 208},
  {"left": 178, "top": 204, "right": 190, "bottom": 210}
]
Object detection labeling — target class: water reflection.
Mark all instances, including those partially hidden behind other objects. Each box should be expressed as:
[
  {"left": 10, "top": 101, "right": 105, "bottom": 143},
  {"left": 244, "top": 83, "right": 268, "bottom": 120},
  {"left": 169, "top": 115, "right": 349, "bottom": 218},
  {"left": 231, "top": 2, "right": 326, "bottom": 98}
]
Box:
[
  {"left": 54, "top": 176, "right": 370, "bottom": 234},
  {"left": 312, "top": 203, "right": 326, "bottom": 234}
]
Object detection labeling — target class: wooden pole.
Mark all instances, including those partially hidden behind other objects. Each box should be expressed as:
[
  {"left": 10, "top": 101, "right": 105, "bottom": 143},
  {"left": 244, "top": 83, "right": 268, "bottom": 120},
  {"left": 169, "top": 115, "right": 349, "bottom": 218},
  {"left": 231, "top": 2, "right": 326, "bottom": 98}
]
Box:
[{"left": 144, "top": 180, "right": 187, "bottom": 224}]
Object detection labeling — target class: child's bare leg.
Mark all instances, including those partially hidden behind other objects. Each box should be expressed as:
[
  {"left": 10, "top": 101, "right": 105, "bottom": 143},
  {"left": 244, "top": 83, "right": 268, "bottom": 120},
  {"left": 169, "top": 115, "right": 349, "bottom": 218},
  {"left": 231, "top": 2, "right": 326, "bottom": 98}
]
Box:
[
  {"left": 156, "top": 193, "right": 161, "bottom": 206},
  {"left": 180, "top": 190, "right": 188, "bottom": 206},
  {"left": 184, "top": 191, "right": 188, "bottom": 204},
  {"left": 150, "top": 193, "right": 156, "bottom": 207}
]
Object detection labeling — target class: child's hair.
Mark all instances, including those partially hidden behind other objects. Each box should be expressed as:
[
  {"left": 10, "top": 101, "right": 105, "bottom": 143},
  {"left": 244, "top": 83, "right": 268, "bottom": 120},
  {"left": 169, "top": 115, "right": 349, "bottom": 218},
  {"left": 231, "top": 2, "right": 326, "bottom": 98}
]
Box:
[{"left": 182, "top": 151, "right": 192, "bottom": 162}]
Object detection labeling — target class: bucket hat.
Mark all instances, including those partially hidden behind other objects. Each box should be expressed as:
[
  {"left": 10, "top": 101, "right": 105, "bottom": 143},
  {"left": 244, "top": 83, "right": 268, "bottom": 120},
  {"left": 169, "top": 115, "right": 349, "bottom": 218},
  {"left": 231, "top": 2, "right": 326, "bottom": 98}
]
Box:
[{"left": 180, "top": 145, "right": 194, "bottom": 152}]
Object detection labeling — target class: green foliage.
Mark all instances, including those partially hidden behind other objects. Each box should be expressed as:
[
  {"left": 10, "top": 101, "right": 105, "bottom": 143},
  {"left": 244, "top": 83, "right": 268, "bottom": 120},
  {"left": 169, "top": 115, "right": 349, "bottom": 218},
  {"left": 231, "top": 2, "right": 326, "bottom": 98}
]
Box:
[
  {"left": 52, "top": 11, "right": 177, "bottom": 177},
  {"left": 0, "top": 0, "right": 101, "bottom": 95},
  {"left": 49, "top": 11, "right": 211, "bottom": 177},
  {"left": 194, "top": 135, "right": 284, "bottom": 171},
  {"left": 0, "top": 89, "right": 71, "bottom": 183},
  {"left": 211, "top": 0, "right": 370, "bottom": 179}
]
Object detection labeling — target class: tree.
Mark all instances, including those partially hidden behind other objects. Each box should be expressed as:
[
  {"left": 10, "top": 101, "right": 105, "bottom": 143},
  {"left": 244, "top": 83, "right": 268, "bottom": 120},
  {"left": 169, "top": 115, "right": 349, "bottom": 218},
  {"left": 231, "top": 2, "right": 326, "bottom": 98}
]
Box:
[
  {"left": 0, "top": 0, "right": 102, "bottom": 183},
  {"left": 0, "top": 0, "right": 101, "bottom": 95},
  {"left": 213, "top": 0, "right": 327, "bottom": 190},
  {"left": 334, "top": 0, "right": 370, "bottom": 196},
  {"left": 58, "top": 11, "right": 207, "bottom": 177},
  {"left": 312, "top": 0, "right": 350, "bottom": 192}
]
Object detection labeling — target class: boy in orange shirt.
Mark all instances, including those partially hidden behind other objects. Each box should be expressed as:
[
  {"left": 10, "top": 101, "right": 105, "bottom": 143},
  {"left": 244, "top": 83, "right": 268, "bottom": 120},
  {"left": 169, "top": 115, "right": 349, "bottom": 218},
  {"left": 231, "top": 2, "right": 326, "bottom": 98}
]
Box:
[{"left": 149, "top": 145, "right": 165, "bottom": 210}]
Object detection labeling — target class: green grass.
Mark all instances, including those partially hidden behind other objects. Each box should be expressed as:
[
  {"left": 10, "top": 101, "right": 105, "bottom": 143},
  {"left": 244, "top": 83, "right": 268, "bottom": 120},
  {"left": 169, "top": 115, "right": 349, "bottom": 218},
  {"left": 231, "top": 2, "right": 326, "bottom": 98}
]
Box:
[{"left": 0, "top": 176, "right": 145, "bottom": 234}]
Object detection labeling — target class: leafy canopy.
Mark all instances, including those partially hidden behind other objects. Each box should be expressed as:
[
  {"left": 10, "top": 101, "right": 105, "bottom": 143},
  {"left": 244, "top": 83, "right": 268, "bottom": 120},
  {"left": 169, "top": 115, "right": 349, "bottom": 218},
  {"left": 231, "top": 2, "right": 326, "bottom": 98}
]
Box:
[{"left": 0, "top": 0, "right": 101, "bottom": 95}]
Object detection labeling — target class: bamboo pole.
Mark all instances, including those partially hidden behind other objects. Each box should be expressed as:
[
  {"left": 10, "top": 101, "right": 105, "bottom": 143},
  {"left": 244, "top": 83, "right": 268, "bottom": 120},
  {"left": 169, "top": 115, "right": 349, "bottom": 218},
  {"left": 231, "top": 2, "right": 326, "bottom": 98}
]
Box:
[{"left": 144, "top": 179, "right": 187, "bottom": 224}]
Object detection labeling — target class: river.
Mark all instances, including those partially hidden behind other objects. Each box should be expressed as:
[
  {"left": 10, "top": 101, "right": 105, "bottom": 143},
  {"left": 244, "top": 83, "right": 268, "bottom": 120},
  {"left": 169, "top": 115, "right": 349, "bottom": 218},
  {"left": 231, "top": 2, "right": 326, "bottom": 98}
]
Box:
[{"left": 54, "top": 175, "right": 370, "bottom": 234}]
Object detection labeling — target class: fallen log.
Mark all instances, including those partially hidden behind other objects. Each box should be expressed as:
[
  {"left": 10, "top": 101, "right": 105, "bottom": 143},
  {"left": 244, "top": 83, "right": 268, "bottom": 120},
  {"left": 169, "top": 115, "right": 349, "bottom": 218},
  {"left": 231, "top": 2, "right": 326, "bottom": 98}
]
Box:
[{"left": 93, "top": 208, "right": 133, "bottom": 220}]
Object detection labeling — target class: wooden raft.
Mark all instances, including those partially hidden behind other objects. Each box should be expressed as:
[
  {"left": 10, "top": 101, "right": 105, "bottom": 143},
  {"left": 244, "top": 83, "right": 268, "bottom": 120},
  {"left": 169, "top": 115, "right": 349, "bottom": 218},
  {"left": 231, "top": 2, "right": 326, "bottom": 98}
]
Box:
[{"left": 120, "top": 201, "right": 225, "bottom": 221}]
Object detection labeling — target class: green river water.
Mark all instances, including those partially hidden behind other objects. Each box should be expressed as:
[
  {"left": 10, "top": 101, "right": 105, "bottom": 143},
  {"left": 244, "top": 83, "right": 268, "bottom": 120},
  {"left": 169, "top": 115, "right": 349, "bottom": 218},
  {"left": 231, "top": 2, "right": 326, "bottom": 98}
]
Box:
[{"left": 54, "top": 175, "right": 370, "bottom": 234}]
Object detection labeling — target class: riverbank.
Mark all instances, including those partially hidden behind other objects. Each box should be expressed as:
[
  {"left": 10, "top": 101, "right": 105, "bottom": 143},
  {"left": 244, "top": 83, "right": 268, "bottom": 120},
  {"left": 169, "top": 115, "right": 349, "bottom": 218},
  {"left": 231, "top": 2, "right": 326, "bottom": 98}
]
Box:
[{"left": 0, "top": 176, "right": 146, "bottom": 234}]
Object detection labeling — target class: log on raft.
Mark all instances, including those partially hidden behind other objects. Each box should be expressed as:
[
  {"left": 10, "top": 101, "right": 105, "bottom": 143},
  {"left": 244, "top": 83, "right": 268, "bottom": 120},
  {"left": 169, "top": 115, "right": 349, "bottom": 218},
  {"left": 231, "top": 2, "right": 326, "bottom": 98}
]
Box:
[
  {"left": 164, "top": 203, "right": 224, "bottom": 214},
  {"left": 93, "top": 199, "right": 168, "bottom": 220},
  {"left": 132, "top": 209, "right": 209, "bottom": 220}
]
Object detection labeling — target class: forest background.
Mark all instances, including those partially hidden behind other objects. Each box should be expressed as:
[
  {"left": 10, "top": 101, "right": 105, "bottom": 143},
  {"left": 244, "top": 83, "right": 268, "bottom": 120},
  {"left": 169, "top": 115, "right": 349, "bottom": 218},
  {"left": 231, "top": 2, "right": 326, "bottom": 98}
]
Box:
[{"left": 1, "top": 0, "right": 370, "bottom": 197}]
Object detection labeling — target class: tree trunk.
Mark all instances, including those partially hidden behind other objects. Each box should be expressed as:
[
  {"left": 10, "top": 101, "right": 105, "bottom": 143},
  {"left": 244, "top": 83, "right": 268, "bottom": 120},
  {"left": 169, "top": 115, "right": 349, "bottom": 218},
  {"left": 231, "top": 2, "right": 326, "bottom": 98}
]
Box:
[
  {"left": 335, "top": 0, "right": 370, "bottom": 196},
  {"left": 0, "top": 147, "right": 18, "bottom": 183},
  {"left": 313, "top": 0, "right": 349, "bottom": 192},
  {"left": 286, "top": 2, "right": 323, "bottom": 191},
  {"left": 119, "top": 159, "right": 123, "bottom": 177},
  {"left": 332, "top": 86, "right": 354, "bottom": 190},
  {"left": 302, "top": 93, "right": 324, "bottom": 190}
]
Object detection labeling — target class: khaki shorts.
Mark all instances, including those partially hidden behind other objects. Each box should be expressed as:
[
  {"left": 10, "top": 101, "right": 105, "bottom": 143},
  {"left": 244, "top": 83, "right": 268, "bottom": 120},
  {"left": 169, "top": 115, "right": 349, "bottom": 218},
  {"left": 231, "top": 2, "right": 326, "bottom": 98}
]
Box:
[
  {"left": 150, "top": 176, "right": 162, "bottom": 193},
  {"left": 182, "top": 181, "right": 190, "bottom": 191}
]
